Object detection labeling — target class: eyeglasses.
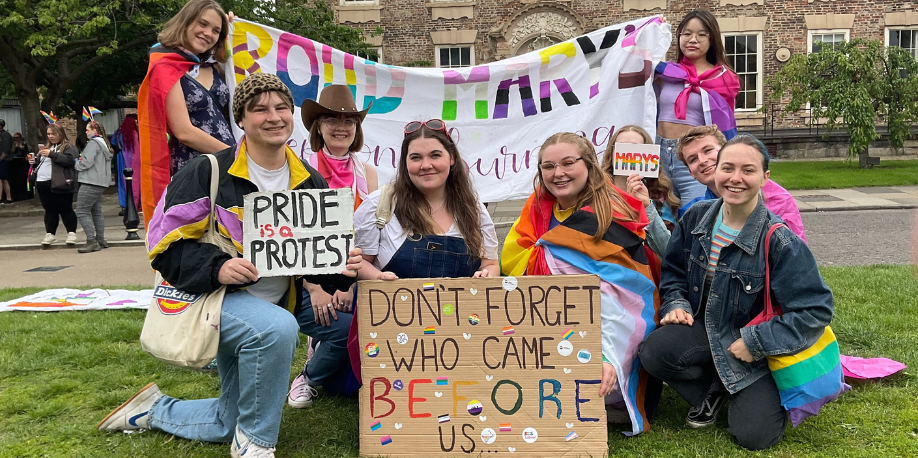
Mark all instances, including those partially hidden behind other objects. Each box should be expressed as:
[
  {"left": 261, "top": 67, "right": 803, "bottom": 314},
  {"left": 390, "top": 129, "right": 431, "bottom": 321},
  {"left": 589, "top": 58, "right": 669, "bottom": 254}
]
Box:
[
  {"left": 322, "top": 117, "right": 358, "bottom": 128},
  {"left": 539, "top": 157, "right": 583, "bottom": 173},
  {"left": 679, "top": 31, "right": 710, "bottom": 41},
  {"left": 405, "top": 119, "right": 447, "bottom": 135}
]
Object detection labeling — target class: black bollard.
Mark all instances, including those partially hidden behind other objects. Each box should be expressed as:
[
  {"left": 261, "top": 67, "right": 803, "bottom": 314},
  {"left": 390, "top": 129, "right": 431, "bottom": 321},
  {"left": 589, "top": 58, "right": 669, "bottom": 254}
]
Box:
[{"left": 123, "top": 168, "right": 141, "bottom": 240}]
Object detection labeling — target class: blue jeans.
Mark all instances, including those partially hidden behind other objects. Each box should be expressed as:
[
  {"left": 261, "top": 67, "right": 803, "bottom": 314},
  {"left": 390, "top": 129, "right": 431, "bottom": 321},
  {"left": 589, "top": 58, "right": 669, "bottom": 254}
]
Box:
[
  {"left": 656, "top": 135, "right": 708, "bottom": 204},
  {"left": 148, "top": 290, "right": 300, "bottom": 447},
  {"left": 296, "top": 291, "right": 353, "bottom": 395}
]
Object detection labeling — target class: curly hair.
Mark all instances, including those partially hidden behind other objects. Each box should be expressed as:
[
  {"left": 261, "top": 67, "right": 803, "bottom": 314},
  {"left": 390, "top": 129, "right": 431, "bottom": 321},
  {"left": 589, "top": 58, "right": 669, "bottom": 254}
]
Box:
[
  {"left": 392, "top": 126, "right": 484, "bottom": 259},
  {"left": 535, "top": 132, "right": 639, "bottom": 242}
]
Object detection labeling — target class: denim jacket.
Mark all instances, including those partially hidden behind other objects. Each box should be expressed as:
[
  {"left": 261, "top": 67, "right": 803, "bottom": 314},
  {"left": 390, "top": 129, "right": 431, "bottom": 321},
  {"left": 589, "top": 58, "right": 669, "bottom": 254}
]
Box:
[{"left": 660, "top": 198, "right": 834, "bottom": 393}]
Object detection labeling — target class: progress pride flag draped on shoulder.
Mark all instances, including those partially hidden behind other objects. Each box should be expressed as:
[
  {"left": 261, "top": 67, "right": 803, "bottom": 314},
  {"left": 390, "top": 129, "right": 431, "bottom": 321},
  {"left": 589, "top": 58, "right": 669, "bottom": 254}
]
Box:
[{"left": 227, "top": 17, "right": 670, "bottom": 202}]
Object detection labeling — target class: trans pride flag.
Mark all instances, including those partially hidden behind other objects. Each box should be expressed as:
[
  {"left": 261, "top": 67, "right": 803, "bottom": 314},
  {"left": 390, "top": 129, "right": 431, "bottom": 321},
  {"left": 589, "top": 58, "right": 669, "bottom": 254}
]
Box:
[{"left": 501, "top": 189, "right": 661, "bottom": 435}]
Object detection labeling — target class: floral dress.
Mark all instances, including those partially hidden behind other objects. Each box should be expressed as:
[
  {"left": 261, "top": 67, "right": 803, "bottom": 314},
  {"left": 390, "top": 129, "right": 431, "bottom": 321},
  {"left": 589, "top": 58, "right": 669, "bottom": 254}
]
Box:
[{"left": 168, "top": 67, "right": 235, "bottom": 174}]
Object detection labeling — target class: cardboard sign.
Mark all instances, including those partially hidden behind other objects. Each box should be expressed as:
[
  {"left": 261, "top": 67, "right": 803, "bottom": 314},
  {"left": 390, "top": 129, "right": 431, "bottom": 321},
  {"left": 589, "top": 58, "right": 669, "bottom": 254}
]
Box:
[
  {"left": 611, "top": 142, "right": 661, "bottom": 178},
  {"left": 242, "top": 189, "right": 354, "bottom": 277},
  {"left": 357, "top": 275, "right": 606, "bottom": 458}
]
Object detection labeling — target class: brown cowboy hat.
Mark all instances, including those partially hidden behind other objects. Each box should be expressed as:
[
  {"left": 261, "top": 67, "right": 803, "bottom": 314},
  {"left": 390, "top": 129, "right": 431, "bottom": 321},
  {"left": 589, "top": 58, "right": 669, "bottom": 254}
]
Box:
[{"left": 300, "top": 84, "right": 372, "bottom": 130}]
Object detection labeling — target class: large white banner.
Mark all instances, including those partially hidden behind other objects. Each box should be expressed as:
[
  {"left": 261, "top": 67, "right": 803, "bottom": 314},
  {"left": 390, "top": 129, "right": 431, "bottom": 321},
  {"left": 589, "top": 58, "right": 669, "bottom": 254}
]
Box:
[{"left": 228, "top": 17, "right": 671, "bottom": 202}]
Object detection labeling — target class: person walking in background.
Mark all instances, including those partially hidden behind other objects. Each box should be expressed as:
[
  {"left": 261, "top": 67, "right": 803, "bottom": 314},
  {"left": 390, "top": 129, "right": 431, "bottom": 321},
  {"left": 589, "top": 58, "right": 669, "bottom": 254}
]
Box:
[
  {"left": 138, "top": 0, "right": 234, "bottom": 229},
  {"left": 74, "top": 121, "right": 114, "bottom": 253},
  {"left": 29, "top": 123, "right": 79, "bottom": 246},
  {"left": 655, "top": 10, "right": 739, "bottom": 203},
  {"left": 0, "top": 119, "right": 13, "bottom": 203}
]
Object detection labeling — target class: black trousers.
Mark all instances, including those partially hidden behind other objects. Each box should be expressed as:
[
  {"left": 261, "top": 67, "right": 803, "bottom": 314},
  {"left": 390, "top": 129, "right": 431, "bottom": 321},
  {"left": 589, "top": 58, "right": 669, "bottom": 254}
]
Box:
[
  {"left": 638, "top": 322, "right": 788, "bottom": 450},
  {"left": 36, "top": 181, "right": 77, "bottom": 234}
]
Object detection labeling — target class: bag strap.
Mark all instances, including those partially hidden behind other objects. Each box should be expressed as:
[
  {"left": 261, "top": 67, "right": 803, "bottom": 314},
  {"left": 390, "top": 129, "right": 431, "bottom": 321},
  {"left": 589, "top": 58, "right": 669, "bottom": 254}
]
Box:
[
  {"left": 203, "top": 154, "right": 221, "bottom": 245},
  {"left": 763, "top": 222, "right": 786, "bottom": 318},
  {"left": 375, "top": 184, "right": 397, "bottom": 229}
]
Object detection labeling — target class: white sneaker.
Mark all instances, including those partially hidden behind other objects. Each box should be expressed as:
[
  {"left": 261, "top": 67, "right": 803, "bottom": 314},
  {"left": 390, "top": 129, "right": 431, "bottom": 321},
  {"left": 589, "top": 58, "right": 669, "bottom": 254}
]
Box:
[
  {"left": 41, "top": 233, "right": 56, "bottom": 245},
  {"left": 66, "top": 232, "right": 77, "bottom": 245},
  {"left": 231, "top": 425, "right": 276, "bottom": 458},
  {"left": 97, "top": 382, "right": 163, "bottom": 431},
  {"left": 287, "top": 373, "right": 318, "bottom": 408}
]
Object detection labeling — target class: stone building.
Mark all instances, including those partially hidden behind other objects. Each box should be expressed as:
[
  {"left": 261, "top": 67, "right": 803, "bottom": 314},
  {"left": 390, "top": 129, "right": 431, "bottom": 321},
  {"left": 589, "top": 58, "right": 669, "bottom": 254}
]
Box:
[{"left": 334, "top": 0, "right": 918, "bottom": 157}]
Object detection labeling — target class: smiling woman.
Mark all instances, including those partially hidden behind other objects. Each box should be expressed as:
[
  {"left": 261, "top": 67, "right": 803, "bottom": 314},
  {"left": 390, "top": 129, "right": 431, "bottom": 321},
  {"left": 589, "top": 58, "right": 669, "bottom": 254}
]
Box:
[{"left": 137, "top": 0, "right": 235, "bottom": 228}]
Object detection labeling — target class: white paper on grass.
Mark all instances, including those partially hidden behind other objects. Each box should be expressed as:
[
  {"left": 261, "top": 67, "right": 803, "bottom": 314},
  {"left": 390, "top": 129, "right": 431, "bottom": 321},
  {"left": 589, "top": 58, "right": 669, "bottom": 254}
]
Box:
[
  {"left": 611, "top": 142, "right": 661, "bottom": 178},
  {"left": 242, "top": 188, "right": 355, "bottom": 277}
]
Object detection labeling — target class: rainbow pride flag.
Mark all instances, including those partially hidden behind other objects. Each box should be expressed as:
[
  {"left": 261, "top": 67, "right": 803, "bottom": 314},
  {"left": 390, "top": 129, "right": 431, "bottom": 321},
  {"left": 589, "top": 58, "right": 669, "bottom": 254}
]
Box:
[
  {"left": 768, "top": 326, "right": 850, "bottom": 427},
  {"left": 424, "top": 327, "right": 435, "bottom": 335}
]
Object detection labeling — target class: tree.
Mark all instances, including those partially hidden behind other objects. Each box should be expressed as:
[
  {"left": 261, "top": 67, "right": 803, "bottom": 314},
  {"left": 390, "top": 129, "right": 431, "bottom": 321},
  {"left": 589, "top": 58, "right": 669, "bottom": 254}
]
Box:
[
  {"left": 0, "top": 0, "right": 182, "bottom": 147},
  {"left": 767, "top": 39, "right": 918, "bottom": 165},
  {"left": 226, "top": 0, "right": 381, "bottom": 59}
]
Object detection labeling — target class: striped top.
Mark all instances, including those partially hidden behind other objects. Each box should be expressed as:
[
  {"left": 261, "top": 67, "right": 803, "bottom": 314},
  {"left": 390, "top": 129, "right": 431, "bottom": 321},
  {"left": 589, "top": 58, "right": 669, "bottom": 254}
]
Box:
[{"left": 706, "top": 207, "right": 742, "bottom": 284}]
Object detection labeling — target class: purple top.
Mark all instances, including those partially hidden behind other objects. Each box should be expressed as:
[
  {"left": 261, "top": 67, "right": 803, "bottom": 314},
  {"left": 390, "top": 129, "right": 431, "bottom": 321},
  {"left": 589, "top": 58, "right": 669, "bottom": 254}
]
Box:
[{"left": 657, "top": 78, "right": 705, "bottom": 126}]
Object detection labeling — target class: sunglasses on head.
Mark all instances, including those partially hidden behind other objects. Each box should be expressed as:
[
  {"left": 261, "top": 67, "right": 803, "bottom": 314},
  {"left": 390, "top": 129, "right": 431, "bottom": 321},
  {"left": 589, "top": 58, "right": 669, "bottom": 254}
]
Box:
[{"left": 404, "top": 119, "right": 447, "bottom": 135}]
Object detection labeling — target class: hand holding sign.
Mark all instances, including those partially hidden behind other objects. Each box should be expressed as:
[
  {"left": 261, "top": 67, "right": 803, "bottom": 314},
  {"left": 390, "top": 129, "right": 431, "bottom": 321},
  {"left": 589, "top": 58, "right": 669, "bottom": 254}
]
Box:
[
  {"left": 243, "top": 189, "right": 355, "bottom": 277},
  {"left": 611, "top": 143, "right": 661, "bottom": 179}
]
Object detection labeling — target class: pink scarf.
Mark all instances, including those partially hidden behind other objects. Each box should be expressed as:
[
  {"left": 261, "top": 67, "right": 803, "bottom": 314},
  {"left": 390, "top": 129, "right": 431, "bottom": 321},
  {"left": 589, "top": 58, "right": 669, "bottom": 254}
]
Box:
[
  {"left": 308, "top": 149, "right": 368, "bottom": 210},
  {"left": 673, "top": 57, "right": 740, "bottom": 120}
]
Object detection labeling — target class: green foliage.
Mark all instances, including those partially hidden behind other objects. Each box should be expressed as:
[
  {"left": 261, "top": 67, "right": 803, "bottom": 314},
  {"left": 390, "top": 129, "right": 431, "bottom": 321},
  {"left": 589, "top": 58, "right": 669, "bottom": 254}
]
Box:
[
  {"left": 402, "top": 60, "right": 434, "bottom": 68},
  {"left": 769, "top": 159, "right": 918, "bottom": 190},
  {"left": 226, "top": 0, "right": 381, "bottom": 57},
  {"left": 767, "top": 39, "right": 918, "bottom": 158},
  {"left": 1, "top": 266, "right": 918, "bottom": 457}
]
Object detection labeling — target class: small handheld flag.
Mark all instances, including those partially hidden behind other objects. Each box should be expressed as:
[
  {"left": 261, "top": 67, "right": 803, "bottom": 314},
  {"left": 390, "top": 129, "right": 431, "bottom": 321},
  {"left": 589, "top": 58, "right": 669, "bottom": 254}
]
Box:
[
  {"left": 82, "top": 107, "right": 91, "bottom": 121},
  {"left": 40, "top": 111, "right": 58, "bottom": 124}
]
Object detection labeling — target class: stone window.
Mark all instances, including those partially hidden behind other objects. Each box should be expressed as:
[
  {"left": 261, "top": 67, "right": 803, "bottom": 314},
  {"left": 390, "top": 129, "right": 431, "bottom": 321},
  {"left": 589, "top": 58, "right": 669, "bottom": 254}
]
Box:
[
  {"left": 724, "top": 33, "right": 762, "bottom": 110},
  {"left": 341, "top": 0, "right": 378, "bottom": 4},
  {"left": 887, "top": 28, "right": 918, "bottom": 59},
  {"left": 436, "top": 46, "right": 473, "bottom": 68},
  {"left": 356, "top": 47, "right": 383, "bottom": 63},
  {"left": 807, "top": 29, "right": 849, "bottom": 54}
]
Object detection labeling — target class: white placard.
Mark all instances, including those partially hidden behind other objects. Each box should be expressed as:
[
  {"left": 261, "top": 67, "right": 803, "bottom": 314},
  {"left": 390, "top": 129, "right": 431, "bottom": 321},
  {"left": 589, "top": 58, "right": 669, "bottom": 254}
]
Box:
[
  {"left": 242, "top": 189, "right": 355, "bottom": 277},
  {"left": 611, "top": 142, "right": 661, "bottom": 178}
]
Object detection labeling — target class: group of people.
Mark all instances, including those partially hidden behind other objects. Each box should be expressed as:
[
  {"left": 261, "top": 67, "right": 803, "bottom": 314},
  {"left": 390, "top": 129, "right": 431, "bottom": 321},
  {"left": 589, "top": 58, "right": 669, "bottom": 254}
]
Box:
[
  {"left": 0, "top": 120, "right": 32, "bottom": 204},
  {"left": 95, "top": 1, "right": 836, "bottom": 457},
  {"left": 24, "top": 120, "right": 114, "bottom": 252}
]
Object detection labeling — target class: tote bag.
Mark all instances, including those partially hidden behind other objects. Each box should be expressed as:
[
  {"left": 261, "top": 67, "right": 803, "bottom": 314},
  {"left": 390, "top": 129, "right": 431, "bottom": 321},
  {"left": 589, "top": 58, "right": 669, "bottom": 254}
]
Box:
[
  {"left": 140, "top": 155, "right": 236, "bottom": 368},
  {"left": 746, "top": 223, "right": 849, "bottom": 427}
]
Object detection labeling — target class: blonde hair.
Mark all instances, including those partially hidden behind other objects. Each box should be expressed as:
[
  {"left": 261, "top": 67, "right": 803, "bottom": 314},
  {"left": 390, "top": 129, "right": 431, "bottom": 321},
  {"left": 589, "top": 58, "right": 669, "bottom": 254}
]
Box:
[
  {"left": 46, "top": 124, "right": 74, "bottom": 152},
  {"left": 157, "top": 0, "right": 228, "bottom": 63},
  {"left": 535, "top": 132, "right": 639, "bottom": 242}
]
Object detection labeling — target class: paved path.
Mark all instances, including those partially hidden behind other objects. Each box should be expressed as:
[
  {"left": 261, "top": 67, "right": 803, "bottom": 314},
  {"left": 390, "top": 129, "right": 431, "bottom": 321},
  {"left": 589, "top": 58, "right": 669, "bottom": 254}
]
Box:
[{"left": 1, "top": 187, "right": 914, "bottom": 288}]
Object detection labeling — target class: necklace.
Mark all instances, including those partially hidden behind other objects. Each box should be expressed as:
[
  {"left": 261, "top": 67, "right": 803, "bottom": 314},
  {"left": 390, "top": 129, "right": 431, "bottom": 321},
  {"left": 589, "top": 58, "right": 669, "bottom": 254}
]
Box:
[{"left": 429, "top": 201, "right": 446, "bottom": 215}]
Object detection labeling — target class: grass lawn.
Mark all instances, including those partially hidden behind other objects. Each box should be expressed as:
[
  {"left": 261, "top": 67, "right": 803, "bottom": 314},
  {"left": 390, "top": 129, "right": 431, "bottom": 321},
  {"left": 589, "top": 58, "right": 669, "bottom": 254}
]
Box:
[
  {"left": 769, "top": 159, "right": 918, "bottom": 190},
  {"left": 1, "top": 267, "right": 916, "bottom": 457}
]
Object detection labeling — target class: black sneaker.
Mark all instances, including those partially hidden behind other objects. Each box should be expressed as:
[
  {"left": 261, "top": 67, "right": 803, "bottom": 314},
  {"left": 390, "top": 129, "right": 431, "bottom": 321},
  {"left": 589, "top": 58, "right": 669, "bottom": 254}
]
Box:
[{"left": 686, "top": 382, "right": 727, "bottom": 428}]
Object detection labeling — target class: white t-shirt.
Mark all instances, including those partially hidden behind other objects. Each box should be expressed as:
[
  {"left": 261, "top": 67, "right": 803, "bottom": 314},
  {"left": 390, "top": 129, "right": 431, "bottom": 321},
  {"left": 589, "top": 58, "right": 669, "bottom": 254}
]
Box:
[
  {"left": 36, "top": 145, "right": 57, "bottom": 182},
  {"left": 243, "top": 155, "right": 292, "bottom": 304},
  {"left": 354, "top": 189, "right": 499, "bottom": 270}
]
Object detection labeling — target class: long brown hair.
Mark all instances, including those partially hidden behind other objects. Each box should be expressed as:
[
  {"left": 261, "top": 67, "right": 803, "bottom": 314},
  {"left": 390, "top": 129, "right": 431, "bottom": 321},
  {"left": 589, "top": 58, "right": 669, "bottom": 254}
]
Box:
[
  {"left": 158, "top": 0, "right": 229, "bottom": 63},
  {"left": 392, "top": 126, "right": 484, "bottom": 259},
  {"left": 87, "top": 121, "right": 114, "bottom": 153},
  {"left": 535, "top": 132, "right": 639, "bottom": 242},
  {"left": 675, "top": 9, "right": 731, "bottom": 70},
  {"left": 46, "top": 124, "right": 74, "bottom": 152},
  {"left": 601, "top": 125, "right": 680, "bottom": 213}
]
